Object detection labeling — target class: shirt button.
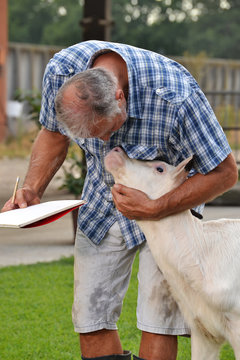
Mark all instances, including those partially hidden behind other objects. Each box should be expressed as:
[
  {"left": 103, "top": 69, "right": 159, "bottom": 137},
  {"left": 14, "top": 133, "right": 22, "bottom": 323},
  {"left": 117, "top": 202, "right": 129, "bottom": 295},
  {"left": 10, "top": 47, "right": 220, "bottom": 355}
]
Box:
[{"left": 156, "top": 88, "right": 162, "bottom": 95}]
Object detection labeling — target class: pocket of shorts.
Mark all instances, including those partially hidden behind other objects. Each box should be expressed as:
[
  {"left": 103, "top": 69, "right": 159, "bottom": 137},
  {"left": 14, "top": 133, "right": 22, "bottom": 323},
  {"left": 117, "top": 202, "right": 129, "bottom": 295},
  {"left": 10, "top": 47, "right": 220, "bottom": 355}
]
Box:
[
  {"left": 100, "top": 222, "right": 126, "bottom": 251},
  {"left": 75, "top": 228, "right": 99, "bottom": 250}
]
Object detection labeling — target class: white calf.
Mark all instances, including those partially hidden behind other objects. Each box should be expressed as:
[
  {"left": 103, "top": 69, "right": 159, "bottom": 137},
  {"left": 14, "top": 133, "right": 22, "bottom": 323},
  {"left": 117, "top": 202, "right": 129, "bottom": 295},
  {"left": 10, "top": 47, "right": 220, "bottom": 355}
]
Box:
[{"left": 104, "top": 147, "right": 240, "bottom": 360}]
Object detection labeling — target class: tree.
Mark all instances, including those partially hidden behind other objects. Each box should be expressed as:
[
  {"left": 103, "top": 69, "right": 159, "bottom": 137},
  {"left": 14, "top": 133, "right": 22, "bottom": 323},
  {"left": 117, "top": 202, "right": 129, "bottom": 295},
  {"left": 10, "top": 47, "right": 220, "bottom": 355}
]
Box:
[
  {"left": 9, "top": 0, "right": 52, "bottom": 44},
  {"left": 41, "top": 0, "right": 83, "bottom": 46},
  {"left": 8, "top": 0, "right": 240, "bottom": 58},
  {"left": 8, "top": 0, "right": 83, "bottom": 46},
  {"left": 183, "top": 7, "right": 240, "bottom": 58},
  {"left": 111, "top": 0, "right": 189, "bottom": 55},
  {"left": 111, "top": 0, "right": 240, "bottom": 58}
]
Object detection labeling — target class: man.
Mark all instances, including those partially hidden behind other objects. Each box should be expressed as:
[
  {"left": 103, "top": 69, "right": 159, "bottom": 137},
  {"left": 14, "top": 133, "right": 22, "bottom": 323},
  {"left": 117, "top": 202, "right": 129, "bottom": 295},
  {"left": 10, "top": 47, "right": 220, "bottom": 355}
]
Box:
[{"left": 2, "top": 41, "right": 238, "bottom": 360}]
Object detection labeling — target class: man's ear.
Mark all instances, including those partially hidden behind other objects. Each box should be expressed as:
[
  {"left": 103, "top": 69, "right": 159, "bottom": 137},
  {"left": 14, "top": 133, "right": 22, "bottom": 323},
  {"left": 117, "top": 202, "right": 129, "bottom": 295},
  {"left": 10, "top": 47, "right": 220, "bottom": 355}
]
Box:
[{"left": 115, "top": 89, "right": 124, "bottom": 101}]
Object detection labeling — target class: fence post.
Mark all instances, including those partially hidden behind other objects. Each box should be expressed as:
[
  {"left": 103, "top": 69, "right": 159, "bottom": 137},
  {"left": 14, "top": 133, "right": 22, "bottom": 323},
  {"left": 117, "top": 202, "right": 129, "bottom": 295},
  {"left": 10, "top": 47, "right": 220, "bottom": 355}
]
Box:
[
  {"left": 81, "top": 0, "right": 113, "bottom": 41},
  {"left": 0, "top": 0, "right": 8, "bottom": 141}
]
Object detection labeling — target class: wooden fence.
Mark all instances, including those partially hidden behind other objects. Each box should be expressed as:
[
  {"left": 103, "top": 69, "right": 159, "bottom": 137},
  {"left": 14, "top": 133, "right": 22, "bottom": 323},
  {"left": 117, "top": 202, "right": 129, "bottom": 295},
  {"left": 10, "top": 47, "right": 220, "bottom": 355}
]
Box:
[
  {"left": 7, "top": 43, "right": 240, "bottom": 98},
  {"left": 175, "top": 55, "right": 240, "bottom": 94},
  {"left": 6, "top": 43, "right": 240, "bottom": 161},
  {"left": 7, "top": 42, "right": 61, "bottom": 100},
  {"left": 204, "top": 90, "right": 240, "bottom": 163}
]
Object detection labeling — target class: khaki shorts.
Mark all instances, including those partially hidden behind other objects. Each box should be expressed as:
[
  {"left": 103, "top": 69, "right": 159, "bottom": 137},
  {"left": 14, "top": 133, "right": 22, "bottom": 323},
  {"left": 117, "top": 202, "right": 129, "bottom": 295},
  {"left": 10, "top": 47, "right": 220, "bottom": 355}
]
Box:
[{"left": 72, "top": 222, "right": 190, "bottom": 335}]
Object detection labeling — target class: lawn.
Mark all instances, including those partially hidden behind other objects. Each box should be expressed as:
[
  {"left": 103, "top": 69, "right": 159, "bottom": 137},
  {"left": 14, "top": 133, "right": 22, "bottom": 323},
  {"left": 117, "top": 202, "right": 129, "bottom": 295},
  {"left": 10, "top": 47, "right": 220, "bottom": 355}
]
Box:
[{"left": 0, "top": 256, "right": 235, "bottom": 359}]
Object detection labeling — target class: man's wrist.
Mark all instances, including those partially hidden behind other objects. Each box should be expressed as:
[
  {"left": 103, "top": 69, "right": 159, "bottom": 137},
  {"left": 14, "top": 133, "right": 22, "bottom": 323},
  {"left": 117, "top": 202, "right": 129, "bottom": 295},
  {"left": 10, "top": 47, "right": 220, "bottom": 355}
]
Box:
[
  {"left": 22, "top": 182, "right": 42, "bottom": 199},
  {"left": 151, "top": 194, "right": 173, "bottom": 220}
]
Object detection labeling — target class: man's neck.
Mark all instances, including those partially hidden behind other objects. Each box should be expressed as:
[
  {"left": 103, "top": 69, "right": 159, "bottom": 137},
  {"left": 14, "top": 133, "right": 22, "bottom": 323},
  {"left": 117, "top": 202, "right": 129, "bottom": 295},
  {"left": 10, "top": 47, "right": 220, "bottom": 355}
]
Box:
[{"left": 92, "top": 52, "right": 129, "bottom": 98}]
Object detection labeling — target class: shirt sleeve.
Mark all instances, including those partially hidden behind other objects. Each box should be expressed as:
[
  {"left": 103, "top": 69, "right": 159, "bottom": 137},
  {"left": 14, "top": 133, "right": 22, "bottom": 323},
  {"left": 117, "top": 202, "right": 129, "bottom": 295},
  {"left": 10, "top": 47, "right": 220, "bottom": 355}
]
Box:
[
  {"left": 39, "top": 65, "right": 61, "bottom": 132},
  {"left": 169, "top": 88, "right": 232, "bottom": 174},
  {"left": 39, "top": 64, "right": 71, "bottom": 138}
]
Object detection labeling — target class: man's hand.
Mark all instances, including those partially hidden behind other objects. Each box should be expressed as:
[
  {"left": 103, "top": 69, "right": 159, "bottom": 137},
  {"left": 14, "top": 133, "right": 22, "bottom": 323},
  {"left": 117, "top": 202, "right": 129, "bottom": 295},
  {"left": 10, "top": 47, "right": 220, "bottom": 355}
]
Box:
[
  {"left": 111, "top": 184, "right": 156, "bottom": 220},
  {"left": 1, "top": 128, "right": 70, "bottom": 214},
  {"left": 1, "top": 185, "right": 40, "bottom": 212}
]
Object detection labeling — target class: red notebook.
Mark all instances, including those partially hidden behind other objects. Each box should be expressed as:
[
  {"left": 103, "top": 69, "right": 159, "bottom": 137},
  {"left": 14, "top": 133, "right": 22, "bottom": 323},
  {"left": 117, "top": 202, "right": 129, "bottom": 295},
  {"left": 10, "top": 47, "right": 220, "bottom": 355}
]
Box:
[{"left": 0, "top": 200, "right": 86, "bottom": 228}]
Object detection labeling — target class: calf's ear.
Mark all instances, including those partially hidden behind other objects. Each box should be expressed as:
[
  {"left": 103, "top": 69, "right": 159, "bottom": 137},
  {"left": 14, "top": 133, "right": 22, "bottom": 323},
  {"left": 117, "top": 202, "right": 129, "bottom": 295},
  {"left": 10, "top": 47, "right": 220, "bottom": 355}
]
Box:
[
  {"left": 173, "top": 156, "right": 194, "bottom": 183},
  {"left": 184, "top": 156, "right": 194, "bottom": 172},
  {"left": 175, "top": 156, "right": 194, "bottom": 173}
]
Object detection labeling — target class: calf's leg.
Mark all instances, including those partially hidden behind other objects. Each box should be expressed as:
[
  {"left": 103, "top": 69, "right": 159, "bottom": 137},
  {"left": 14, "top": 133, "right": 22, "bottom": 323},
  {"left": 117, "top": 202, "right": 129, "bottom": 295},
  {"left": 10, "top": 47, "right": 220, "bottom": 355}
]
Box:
[
  {"left": 226, "top": 318, "right": 240, "bottom": 360},
  {"left": 191, "top": 330, "right": 221, "bottom": 360}
]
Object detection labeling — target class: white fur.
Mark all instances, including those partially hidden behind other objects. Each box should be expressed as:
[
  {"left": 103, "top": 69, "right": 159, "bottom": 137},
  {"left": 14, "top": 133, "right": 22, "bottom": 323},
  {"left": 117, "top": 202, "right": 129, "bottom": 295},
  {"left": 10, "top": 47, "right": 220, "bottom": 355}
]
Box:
[{"left": 104, "top": 148, "right": 240, "bottom": 360}]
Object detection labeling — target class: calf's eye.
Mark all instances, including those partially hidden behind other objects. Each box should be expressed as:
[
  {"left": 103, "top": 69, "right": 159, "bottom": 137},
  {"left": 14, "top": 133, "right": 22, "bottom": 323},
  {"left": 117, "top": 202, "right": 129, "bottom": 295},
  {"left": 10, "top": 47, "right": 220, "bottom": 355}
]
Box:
[{"left": 156, "top": 166, "right": 164, "bottom": 173}]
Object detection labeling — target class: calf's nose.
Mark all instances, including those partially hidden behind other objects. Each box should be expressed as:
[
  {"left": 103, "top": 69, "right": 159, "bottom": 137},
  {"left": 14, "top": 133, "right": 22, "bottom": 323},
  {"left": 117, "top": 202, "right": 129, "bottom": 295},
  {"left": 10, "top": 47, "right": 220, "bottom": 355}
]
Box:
[{"left": 112, "top": 146, "right": 124, "bottom": 153}]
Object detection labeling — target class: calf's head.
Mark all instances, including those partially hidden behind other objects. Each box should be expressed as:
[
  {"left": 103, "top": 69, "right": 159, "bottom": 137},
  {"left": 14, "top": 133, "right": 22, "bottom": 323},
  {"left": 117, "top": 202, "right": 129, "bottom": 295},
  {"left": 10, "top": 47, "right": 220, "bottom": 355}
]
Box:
[{"left": 104, "top": 147, "right": 193, "bottom": 200}]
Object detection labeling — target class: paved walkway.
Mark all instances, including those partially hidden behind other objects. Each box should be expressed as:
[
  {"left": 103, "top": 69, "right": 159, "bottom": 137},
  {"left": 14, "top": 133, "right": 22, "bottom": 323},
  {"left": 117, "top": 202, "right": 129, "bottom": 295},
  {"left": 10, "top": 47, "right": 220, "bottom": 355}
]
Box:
[
  {"left": 0, "top": 158, "right": 240, "bottom": 267},
  {"left": 0, "top": 215, "right": 75, "bottom": 267},
  {"left": 0, "top": 158, "right": 76, "bottom": 267}
]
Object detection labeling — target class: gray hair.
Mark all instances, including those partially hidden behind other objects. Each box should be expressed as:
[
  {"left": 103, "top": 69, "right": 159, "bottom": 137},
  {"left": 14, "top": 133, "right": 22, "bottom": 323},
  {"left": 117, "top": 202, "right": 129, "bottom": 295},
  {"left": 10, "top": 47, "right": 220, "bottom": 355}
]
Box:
[{"left": 55, "top": 67, "right": 121, "bottom": 138}]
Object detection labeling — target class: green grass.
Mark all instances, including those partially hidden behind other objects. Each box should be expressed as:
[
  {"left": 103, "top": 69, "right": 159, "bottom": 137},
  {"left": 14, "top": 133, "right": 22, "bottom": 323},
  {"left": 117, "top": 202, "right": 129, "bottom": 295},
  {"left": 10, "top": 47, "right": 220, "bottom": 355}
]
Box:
[
  {"left": 0, "top": 131, "right": 37, "bottom": 159},
  {"left": 0, "top": 256, "right": 235, "bottom": 359}
]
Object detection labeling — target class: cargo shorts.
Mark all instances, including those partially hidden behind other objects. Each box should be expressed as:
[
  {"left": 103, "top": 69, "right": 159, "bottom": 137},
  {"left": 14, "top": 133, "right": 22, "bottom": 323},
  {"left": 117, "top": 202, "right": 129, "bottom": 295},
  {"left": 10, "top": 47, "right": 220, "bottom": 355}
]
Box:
[{"left": 72, "top": 221, "right": 190, "bottom": 335}]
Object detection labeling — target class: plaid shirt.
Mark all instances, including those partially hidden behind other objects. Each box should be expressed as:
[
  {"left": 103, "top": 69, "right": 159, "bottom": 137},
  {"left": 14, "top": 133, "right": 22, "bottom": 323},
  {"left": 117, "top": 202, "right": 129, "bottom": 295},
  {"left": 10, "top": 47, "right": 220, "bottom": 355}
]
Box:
[{"left": 40, "top": 40, "right": 231, "bottom": 249}]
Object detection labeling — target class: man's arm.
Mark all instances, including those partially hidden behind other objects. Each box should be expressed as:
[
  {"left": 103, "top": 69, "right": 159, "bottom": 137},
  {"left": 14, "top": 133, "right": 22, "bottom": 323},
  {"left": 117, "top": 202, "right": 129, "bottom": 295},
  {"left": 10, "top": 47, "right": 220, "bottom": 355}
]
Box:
[
  {"left": 1, "top": 127, "right": 70, "bottom": 212},
  {"left": 111, "top": 153, "right": 238, "bottom": 220}
]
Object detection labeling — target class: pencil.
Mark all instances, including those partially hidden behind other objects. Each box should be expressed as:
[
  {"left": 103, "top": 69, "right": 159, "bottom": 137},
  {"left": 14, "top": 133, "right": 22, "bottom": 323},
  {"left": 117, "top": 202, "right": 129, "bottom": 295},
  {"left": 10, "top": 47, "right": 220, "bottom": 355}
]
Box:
[{"left": 11, "top": 176, "right": 20, "bottom": 204}]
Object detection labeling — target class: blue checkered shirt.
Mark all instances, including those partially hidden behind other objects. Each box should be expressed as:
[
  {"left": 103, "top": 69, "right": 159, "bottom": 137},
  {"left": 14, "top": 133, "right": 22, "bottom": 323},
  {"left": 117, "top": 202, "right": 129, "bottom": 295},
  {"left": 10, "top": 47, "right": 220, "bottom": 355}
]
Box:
[{"left": 40, "top": 40, "right": 232, "bottom": 249}]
